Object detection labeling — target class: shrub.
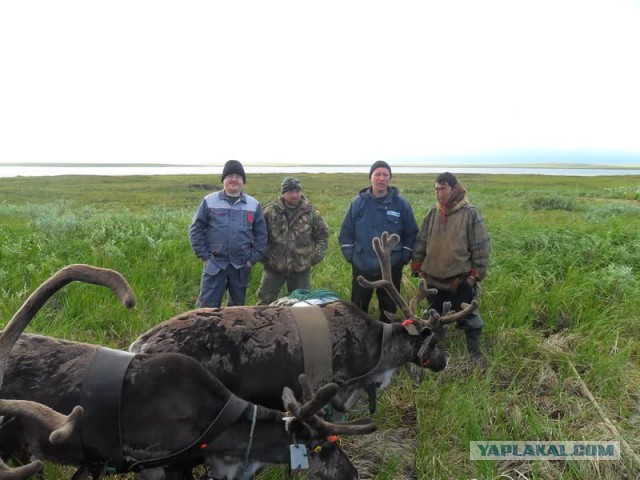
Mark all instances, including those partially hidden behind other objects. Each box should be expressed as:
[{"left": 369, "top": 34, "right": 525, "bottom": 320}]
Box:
[{"left": 527, "top": 195, "right": 576, "bottom": 211}]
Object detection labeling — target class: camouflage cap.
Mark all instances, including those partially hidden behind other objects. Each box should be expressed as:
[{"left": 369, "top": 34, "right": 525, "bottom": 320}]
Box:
[{"left": 281, "top": 177, "right": 302, "bottom": 193}]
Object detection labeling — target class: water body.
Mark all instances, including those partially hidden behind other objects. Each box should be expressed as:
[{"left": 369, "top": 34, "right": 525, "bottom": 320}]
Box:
[{"left": 2, "top": 164, "right": 640, "bottom": 178}]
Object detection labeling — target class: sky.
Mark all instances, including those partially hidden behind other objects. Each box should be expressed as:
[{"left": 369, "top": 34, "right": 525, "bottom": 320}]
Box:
[{"left": 1, "top": 0, "right": 639, "bottom": 166}]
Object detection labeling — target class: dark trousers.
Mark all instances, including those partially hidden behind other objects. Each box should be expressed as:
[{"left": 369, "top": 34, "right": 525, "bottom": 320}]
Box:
[
  {"left": 257, "top": 267, "right": 311, "bottom": 305},
  {"left": 351, "top": 263, "right": 404, "bottom": 322},
  {"left": 197, "top": 265, "right": 252, "bottom": 308}
]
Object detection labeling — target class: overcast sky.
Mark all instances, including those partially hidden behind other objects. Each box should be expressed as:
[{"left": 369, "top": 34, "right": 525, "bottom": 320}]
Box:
[{"left": 1, "top": 1, "right": 639, "bottom": 165}]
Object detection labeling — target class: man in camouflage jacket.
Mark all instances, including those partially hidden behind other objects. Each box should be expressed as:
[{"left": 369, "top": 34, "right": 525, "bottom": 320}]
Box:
[
  {"left": 257, "top": 177, "right": 329, "bottom": 304},
  {"left": 412, "top": 172, "right": 491, "bottom": 365}
]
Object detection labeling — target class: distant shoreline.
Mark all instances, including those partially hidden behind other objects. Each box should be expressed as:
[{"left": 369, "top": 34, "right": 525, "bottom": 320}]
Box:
[{"left": 3, "top": 162, "right": 640, "bottom": 170}]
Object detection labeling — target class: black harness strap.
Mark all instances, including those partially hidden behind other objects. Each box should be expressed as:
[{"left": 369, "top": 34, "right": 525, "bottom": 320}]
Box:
[
  {"left": 80, "top": 347, "right": 251, "bottom": 475},
  {"left": 127, "top": 394, "right": 249, "bottom": 472},
  {"left": 341, "top": 322, "right": 392, "bottom": 387},
  {"left": 80, "top": 347, "right": 134, "bottom": 472}
]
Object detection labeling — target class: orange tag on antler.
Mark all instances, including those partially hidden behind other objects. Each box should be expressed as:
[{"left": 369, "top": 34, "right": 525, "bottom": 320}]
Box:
[{"left": 402, "top": 319, "right": 414, "bottom": 326}]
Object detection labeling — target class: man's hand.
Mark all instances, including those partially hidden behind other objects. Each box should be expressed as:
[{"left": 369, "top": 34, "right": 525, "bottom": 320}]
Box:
[{"left": 411, "top": 261, "right": 425, "bottom": 278}]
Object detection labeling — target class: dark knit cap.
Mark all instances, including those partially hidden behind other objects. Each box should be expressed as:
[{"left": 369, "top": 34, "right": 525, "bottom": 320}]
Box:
[
  {"left": 281, "top": 177, "right": 302, "bottom": 193},
  {"left": 369, "top": 160, "right": 392, "bottom": 179},
  {"left": 221, "top": 160, "right": 246, "bottom": 183}
]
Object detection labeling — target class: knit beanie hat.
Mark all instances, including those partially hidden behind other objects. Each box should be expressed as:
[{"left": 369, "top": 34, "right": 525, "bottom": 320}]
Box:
[
  {"left": 369, "top": 160, "right": 392, "bottom": 179},
  {"left": 221, "top": 160, "right": 246, "bottom": 183},
  {"left": 281, "top": 177, "right": 302, "bottom": 193}
]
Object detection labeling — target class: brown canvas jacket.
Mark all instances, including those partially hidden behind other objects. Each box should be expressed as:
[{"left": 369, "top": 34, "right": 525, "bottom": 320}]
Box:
[{"left": 412, "top": 188, "right": 491, "bottom": 291}]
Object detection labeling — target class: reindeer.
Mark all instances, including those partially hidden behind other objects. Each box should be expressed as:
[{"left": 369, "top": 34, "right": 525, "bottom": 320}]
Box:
[
  {"left": 131, "top": 232, "right": 478, "bottom": 414},
  {"left": 0, "top": 265, "right": 376, "bottom": 480}
]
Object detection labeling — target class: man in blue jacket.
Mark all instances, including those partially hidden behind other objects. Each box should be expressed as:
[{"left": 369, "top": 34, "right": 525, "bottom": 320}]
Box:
[
  {"left": 339, "top": 161, "right": 418, "bottom": 321},
  {"left": 189, "top": 160, "right": 268, "bottom": 307}
]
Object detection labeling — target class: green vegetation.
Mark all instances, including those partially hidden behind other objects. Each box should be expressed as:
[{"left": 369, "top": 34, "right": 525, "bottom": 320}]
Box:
[{"left": 1, "top": 173, "right": 639, "bottom": 479}]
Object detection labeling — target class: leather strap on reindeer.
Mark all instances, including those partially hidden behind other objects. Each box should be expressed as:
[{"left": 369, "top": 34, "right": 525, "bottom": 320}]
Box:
[
  {"left": 289, "top": 305, "right": 333, "bottom": 390},
  {"left": 80, "top": 347, "right": 135, "bottom": 473},
  {"left": 127, "top": 393, "right": 249, "bottom": 473},
  {"left": 341, "top": 322, "right": 393, "bottom": 414},
  {"left": 80, "top": 347, "right": 250, "bottom": 475}
]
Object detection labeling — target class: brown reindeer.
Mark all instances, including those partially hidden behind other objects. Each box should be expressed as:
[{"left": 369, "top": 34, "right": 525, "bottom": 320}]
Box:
[
  {"left": 0, "top": 265, "right": 376, "bottom": 480},
  {"left": 130, "top": 232, "right": 477, "bottom": 414}
]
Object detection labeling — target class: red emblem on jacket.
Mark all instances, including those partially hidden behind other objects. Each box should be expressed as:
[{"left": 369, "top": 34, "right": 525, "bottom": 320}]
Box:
[{"left": 247, "top": 212, "right": 253, "bottom": 224}]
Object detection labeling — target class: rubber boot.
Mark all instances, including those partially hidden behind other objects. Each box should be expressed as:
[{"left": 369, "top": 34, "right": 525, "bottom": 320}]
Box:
[{"left": 465, "top": 328, "right": 486, "bottom": 369}]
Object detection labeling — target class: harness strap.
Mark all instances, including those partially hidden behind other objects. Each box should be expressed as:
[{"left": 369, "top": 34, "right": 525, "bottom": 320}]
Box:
[
  {"left": 290, "top": 305, "right": 333, "bottom": 389},
  {"left": 342, "top": 322, "right": 392, "bottom": 387},
  {"left": 241, "top": 404, "right": 258, "bottom": 480},
  {"left": 417, "top": 332, "right": 435, "bottom": 361},
  {"left": 80, "top": 347, "right": 135, "bottom": 472},
  {"left": 127, "top": 394, "right": 249, "bottom": 472}
]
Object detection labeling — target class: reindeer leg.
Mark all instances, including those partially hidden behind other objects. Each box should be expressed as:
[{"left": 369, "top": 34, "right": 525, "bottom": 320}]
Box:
[
  {"left": 70, "top": 466, "right": 90, "bottom": 480},
  {"left": 406, "top": 363, "right": 425, "bottom": 389},
  {"left": 366, "top": 383, "right": 377, "bottom": 414}
]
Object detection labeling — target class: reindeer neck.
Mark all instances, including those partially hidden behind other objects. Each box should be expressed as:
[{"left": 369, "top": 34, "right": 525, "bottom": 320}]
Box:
[{"left": 204, "top": 409, "right": 294, "bottom": 477}]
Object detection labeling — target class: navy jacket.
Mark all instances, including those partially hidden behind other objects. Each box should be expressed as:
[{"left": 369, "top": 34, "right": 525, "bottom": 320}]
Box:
[{"left": 338, "top": 186, "right": 418, "bottom": 275}]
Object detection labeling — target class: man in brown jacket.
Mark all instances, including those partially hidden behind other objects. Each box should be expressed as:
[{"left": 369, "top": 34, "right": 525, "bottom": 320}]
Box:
[{"left": 411, "top": 172, "right": 491, "bottom": 366}]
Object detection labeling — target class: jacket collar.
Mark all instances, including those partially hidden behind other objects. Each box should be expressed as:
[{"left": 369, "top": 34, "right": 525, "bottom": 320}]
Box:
[
  {"left": 437, "top": 183, "right": 467, "bottom": 216},
  {"left": 273, "top": 194, "right": 312, "bottom": 212},
  {"left": 216, "top": 189, "right": 247, "bottom": 204}
]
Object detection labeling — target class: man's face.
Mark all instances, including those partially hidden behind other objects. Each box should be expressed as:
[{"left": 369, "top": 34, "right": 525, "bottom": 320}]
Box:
[
  {"left": 223, "top": 174, "right": 244, "bottom": 195},
  {"left": 435, "top": 182, "right": 453, "bottom": 205},
  {"left": 370, "top": 168, "right": 390, "bottom": 197},
  {"left": 282, "top": 189, "right": 302, "bottom": 204}
]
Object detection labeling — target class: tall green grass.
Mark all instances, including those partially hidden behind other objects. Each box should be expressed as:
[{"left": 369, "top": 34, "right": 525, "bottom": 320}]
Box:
[{"left": 1, "top": 173, "right": 639, "bottom": 479}]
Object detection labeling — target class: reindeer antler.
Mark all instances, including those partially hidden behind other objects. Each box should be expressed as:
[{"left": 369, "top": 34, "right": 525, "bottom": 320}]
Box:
[
  {"left": 0, "top": 458, "right": 43, "bottom": 480},
  {"left": 357, "top": 232, "right": 437, "bottom": 322},
  {"left": 0, "top": 402, "right": 83, "bottom": 480},
  {"left": 282, "top": 375, "right": 376, "bottom": 437},
  {"left": 0, "top": 265, "right": 135, "bottom": 388},
  {"left": 356, "top": 232, "right": 415, "bottom": 320},
  {"left": 424, "top": 301, "right": 479, "bottom": 329},
  {"left": 0, "top": 401, "right": 83, "bottom": 446},
  {"left": 409, "top": 278, "right": 437, "bottom": 314}
]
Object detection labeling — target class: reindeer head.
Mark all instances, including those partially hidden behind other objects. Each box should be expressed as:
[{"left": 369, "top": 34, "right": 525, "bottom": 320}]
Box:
[
  {"left": 283, "top": 375, "right": 374, "bottom": 479},
  {"left": 357, "top": 232, "right": 479, "bottom": 372}
]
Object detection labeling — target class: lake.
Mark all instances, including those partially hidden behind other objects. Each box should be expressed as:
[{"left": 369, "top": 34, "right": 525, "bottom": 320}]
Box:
[{"left": 2, "top": 164, "right": 640, "bottom": 178}]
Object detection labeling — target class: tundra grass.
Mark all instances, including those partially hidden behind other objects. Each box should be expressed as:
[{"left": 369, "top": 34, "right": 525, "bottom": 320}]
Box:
[{"left": 1, "top": 173, "right": 639, "bottom": 479}]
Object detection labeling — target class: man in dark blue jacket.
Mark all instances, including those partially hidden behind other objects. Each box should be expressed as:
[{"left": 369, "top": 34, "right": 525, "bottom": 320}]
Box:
[
  {"left": 339, "top": 161, "right": 418, "bottom": 321},
  {"left": 189, "top": 160, "right": 267, "bottom": 307}
]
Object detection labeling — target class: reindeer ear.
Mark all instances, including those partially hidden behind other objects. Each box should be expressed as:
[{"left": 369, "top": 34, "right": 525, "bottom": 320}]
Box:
[{"left": 401, "top": 321, "right": 420, "bottom": 336}]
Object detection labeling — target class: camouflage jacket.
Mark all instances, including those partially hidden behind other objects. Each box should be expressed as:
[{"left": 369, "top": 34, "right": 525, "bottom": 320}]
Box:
[{"left": 261, "top": 195, "right": 329, "bottom": 275}]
